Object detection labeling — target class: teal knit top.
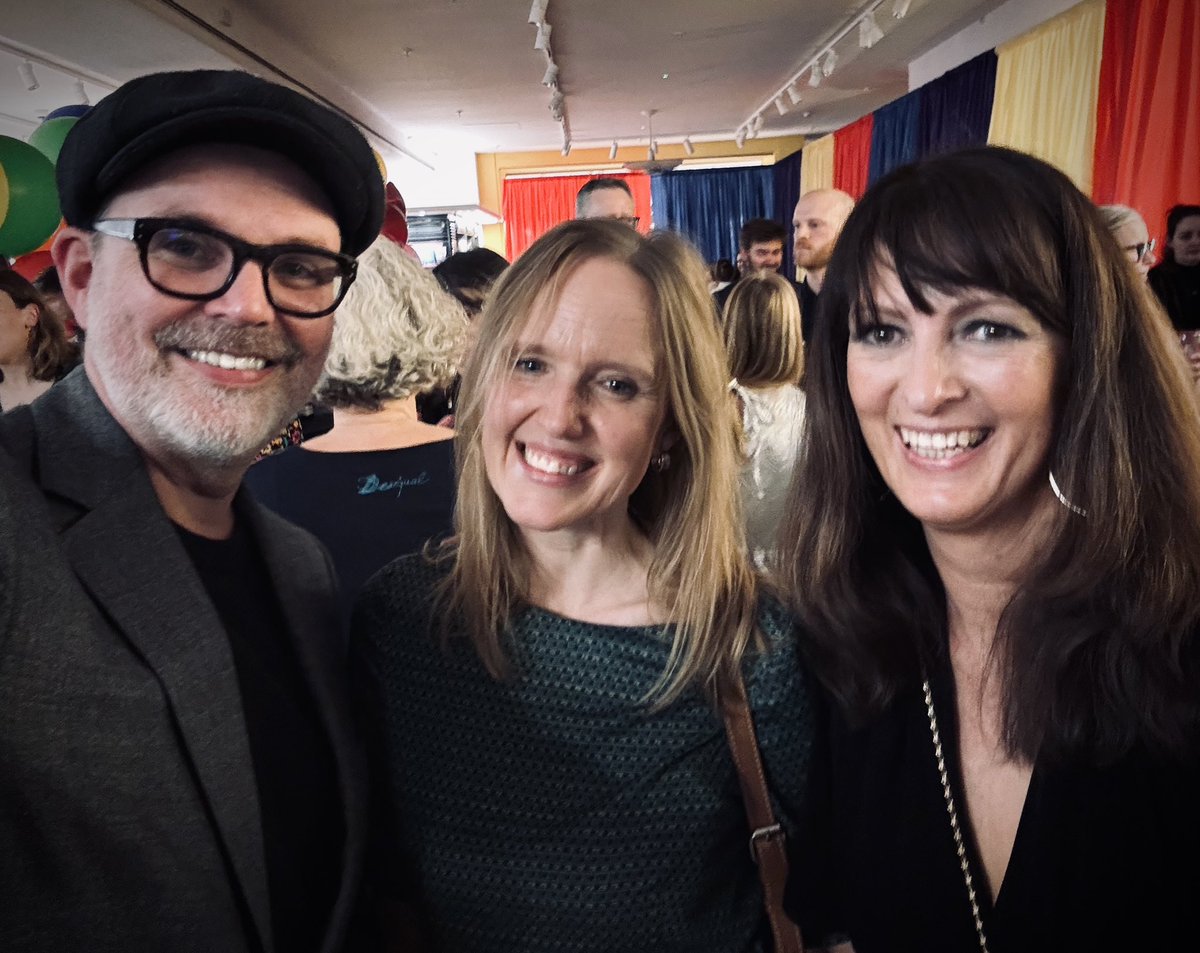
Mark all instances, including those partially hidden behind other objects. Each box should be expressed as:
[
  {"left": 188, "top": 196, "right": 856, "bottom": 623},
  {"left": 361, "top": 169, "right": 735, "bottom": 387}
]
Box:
[{"left": 353, "top": 553, "right": 814, "bottom": 953}]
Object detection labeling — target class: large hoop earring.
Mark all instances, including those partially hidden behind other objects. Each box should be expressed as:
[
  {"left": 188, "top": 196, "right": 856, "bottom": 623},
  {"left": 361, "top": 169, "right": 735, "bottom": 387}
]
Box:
[{"left": 1048, "top": 471, "right": 1087, "bottom": 517}]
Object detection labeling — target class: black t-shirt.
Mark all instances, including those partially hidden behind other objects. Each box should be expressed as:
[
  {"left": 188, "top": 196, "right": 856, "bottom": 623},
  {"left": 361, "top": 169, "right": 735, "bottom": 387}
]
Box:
[
  {"left": 177, "top": 520, "right": 343, "bottom": 953},
  {"left": 786, "top": 668, "right": 1200, "bottom": 952}
]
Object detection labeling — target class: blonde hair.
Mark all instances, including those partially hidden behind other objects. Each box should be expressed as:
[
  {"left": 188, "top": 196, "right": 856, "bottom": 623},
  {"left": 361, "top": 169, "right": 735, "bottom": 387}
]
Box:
[
  {"left": 721, "top": 271, "right": 804, "bottom": 387},
  {"left": 317, "top": 238, "right": 469, "bottom": 410},
  {"left": 441, "top": 219, "right": 760, "bottom": 703},
  {"left": 1098, "top": 204, "right": 1148, "bottom": 237}
]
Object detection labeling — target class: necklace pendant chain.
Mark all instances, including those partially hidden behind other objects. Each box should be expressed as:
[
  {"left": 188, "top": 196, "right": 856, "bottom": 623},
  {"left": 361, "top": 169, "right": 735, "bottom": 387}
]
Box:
[{"left": 922, "top": 678, "right": 991, "bottom": 953}]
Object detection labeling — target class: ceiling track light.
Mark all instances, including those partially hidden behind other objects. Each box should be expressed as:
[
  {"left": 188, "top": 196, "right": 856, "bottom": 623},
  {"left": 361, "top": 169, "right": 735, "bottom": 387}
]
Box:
[
  {"left": 74, "top": 78, "right": 89, "bottom": 105},
  {"left": 809, "top": 62, "right": 823, "bottom": 87},
  {"left": 683, "top": 137, "right": 695, "bottom": 156},
  {"left": 534, "top": 21, "right": 552, "bottom": 51},
  {"left": 735, "top": 129, "right": 747, "bottom": 149},
  {"left": 774, "top": 96, "right": 788, "bottom": 116},
  {"left": 859, "top": 11, "right": 884, "bottom": 47},
  {"left": 528, "top": 0, "right": 548, "bottom": 25},
  {"left": 542, "top": 62, "right": 559, "bottom": 86},
  {"left": 562, "top": 139, "right": 572, "bottom": 156},
  {"left": 893, "top": 0, "right": 912, "bottom": 17},
  {"left": 609, "top": 140, "right": 619, "bottom": 159},
  {"left": 823, "top": 49, "right": 838, "bottom": 76},
  {"left": 18, "top": 59, "right": 38, "bottom": 91},
  {"left": 787, "top": 83, "right": 802, "bottom": 105}
]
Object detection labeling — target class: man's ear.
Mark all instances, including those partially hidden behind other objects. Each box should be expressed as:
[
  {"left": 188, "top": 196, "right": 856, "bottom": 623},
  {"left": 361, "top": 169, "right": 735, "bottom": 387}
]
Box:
[{"left": 52, "top": 227, "right": 95, "bottom": 331}]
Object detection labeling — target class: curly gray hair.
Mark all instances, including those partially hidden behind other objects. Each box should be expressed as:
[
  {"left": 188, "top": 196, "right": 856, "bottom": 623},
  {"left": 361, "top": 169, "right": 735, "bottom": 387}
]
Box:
[{"left": 318, "top": 238, "right": 470, "bottom": 410}]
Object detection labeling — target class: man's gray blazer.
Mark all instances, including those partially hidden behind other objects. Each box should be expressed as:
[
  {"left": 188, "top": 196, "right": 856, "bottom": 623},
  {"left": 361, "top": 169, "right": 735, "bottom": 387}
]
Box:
[{"left": 0, "top": 369, "right": 366, "bottom": 953}]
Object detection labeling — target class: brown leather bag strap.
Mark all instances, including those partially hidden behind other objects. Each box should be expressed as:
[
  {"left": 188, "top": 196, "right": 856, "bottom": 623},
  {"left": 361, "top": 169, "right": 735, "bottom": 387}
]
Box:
[{"left": 720, "top": 671, "right": 806, "bottom": 953}]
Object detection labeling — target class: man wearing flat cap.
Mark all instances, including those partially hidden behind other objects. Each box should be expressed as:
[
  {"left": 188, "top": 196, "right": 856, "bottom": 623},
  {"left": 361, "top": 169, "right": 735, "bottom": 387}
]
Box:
[{"left": 0, "top": 71, "right": 384, "bottom": 953}]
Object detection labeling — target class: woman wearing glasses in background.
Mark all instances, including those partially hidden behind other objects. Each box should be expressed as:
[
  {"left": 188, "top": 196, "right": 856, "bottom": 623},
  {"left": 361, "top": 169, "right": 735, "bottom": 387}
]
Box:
[
  {"left": 781, "top": 148, "right": 1200, "bottom": 952},
  {"left": 1098, "top": 204, "right": 1156, "bottom": 280}
]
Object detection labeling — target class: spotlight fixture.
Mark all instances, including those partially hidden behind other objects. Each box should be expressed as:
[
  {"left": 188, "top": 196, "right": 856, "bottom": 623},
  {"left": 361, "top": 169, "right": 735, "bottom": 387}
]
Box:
[
  {"left": 542, "top": 62, "right": 559, "bottom": 86},
  {"left": 534, "top": 21, "right": 552, "bottom": 51},
  {"left": 859, "top": 11, "right": 884, "bottom": 47},
  {"left": 893, "top": 0, "right": 912, "bottom": 17},
  {"left": 18, "top": 60, "right": 38, "bottom": 91},
  {"left": 809, "top": 63, "right": 823, "bottom": 87},
  {"left": 787, "top": 83, "right": 802, "bottom": 105},
  {"left": 775, "top": 96, "right": 788, "bottom": 116},
  {"left": 562, "top": 138, "right": 571, "bottom": 156},
  {"left": 735, "top": 128, "right": 747, "bottom": 149},
  {"left": 750, "top": 113, "right": 764, "bottom": 133},
  {"left": 528, "top": 0, "right": 548, "bottom": 25},
  {"left": 683, "top": 137, "right": 695, "bottom": 156},
  {"left": 74, "top": 79, "right": 89, "bottom": 105},
  {"left": 823, "top": 49, "right": 838, "bottom": 76},
  {"left": 609, "top": 140, "right": 619, "bottom": 159}
]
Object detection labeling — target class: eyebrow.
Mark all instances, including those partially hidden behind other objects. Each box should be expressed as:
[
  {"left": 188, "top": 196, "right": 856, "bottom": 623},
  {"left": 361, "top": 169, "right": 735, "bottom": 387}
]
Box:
[{"left": 139, "top": 211, "right": 339, "bottom": 251}]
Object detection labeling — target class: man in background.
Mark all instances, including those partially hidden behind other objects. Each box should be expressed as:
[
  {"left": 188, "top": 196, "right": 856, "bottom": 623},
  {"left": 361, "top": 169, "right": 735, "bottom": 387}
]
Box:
[
  {"left": 792, "top": 187, "right": 855, "bottom": 342},
  {"left": 576, "top": 177, "right": 639, "bottom": 227},
  {"left": 714, "top": 217, "right": 789, "bottom": 312}
]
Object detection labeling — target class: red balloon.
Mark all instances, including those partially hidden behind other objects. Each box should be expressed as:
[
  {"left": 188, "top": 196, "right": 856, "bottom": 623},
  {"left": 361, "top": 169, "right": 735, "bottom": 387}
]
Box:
[
  {"left": 380, "top": 181, "right": 409, "bottom": 246},
  {"left": 10, "top": 249, "right": 53, "bottom": 281}
]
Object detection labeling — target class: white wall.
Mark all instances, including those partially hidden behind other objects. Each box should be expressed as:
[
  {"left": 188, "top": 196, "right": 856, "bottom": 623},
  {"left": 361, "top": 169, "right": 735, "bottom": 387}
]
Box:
[{"left": 909, "top": 0, "right": 1084, "bottom": 89}]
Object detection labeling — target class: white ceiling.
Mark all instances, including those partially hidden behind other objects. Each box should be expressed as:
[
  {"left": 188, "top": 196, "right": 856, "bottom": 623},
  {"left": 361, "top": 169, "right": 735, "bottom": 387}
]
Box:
[{"left": 0, "top": 0, "right": 1023, "bottom": 208}]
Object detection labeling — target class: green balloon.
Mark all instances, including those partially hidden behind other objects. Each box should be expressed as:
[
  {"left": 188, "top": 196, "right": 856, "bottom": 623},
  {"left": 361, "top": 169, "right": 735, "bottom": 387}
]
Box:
[
  {"left": 27, "top": 116, "right": 78, "bottom": 164},
  {"left": 0, "top": 136, "right": 60, "bottom": 258},
  {"left": 0, "top": 163, "right": 9, "bottom": 230}
]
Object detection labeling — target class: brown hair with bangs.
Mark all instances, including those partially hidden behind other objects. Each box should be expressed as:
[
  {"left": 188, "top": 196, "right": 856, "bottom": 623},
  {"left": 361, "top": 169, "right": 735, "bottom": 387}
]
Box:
[
  {"left": 438, "top": 219, "right": 759, "bottom": 704},
  {"left": 0, "top": 270, "right": 79, "bottom": 382},
  {"left": 778, "top": 146, "right": 1200, "bottom": 762}
]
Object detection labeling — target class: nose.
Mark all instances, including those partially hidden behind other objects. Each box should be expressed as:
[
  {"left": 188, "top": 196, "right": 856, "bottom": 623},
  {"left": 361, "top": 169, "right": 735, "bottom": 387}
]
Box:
[
  {"left": 902, "top": 338, "right": 966, "bottom": 414},
  {"left": 538, "top": 376, "right": 586, "bottom": 437},
  {"left": 204, "top": 260, "right": 276, "bottom": 325}
]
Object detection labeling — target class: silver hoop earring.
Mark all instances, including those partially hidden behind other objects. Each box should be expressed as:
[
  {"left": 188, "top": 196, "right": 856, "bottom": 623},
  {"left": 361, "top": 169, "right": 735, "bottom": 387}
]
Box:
[
  {"left": 650, "top": 452, "right": 671, "bottom": 473},
  {"left": 1048, "top": 471, "right": 1087, "bottom": 517}
]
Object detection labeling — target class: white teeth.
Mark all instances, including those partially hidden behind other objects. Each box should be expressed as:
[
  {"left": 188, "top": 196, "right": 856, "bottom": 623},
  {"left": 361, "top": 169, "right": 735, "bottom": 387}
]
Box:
[
  {"left": 899, "top": 427, "right": 987, "bottom": 459},
  {"left": 523, "top": 446, "right": 581, "bottom": 476},
  {"left": 185, "top": 349, "right": 267, "bottom": 372}
]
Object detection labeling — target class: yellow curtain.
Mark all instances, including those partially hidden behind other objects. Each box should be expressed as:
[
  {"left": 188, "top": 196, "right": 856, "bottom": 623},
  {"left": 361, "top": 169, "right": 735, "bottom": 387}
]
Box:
[
  {"left": 800, "top": 135, "right": 834, "bottom": 195},
  {"left": 987, "top": 0, "right": 1106, "bottom": 192}
]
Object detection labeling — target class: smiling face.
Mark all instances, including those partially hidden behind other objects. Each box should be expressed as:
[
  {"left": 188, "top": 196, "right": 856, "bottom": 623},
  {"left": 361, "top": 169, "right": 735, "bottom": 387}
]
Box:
[
  {"left": 847, "top": 267, "right": 1065, "bottom": 540},
  {"left": 56, "top": 143, "right": 339, "bottom": 472},
  {"left": 745, "top": 240, "right": 784, "bottom": 273},
  {"left": 1168, "top": 214, "right": 1200, "bottom": 267},
  {"left": 480, "top": 255, "right": 670, "bottom": 543}
]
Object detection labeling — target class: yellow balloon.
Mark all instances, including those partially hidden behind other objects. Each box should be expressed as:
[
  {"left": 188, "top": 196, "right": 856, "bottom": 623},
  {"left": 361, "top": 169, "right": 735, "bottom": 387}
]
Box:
[
  {"left": 372, "top": 148, "right": 387, "bottom": 183},
  {"left": 0, "top": 163, "right": 9, "bottom": 231}
]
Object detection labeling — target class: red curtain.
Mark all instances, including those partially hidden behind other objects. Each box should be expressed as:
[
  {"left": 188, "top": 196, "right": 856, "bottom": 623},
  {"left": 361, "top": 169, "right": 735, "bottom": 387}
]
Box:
[
  {"left": 1092, "top": 0, "right": 1200, "bottom": 241},
  {"left": 501, "top": 172, "right": 652, "bottom": 260},
  {"left": 833, "top": 113, "right": 875, "bottom": 200}
]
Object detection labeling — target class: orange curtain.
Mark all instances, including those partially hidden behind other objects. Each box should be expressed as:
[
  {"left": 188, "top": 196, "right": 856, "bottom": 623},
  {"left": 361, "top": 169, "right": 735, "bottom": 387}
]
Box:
[
  {"left": 833, "top": 113, "right": 874, "bottom": 200},
  {"left": 1092, "top": 0, "right": 1200, "bottom": 241},
  {"left": 501, "top": 172, "right": 652, "bottom": 260}
]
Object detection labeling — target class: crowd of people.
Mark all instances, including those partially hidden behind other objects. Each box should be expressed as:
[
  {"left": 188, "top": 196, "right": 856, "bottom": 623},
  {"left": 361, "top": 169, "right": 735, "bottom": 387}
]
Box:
[{"left": 2, "top": 68, "right": 1198, "bottom": 953}]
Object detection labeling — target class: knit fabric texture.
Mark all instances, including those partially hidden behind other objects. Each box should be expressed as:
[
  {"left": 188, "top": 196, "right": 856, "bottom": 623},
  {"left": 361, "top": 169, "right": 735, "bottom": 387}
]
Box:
[{"left": 352, "top": 553, "right": 814, "bottom": 953}]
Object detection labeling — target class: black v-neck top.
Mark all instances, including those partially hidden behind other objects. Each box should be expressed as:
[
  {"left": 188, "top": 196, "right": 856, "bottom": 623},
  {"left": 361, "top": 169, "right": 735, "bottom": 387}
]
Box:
[{"left": 785, "top": 665, "right": 1200, "bottom": 952}]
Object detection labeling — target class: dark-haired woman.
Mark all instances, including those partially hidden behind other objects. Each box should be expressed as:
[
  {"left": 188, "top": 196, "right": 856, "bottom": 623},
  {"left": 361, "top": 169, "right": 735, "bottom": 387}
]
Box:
[
  {"left": 0, "top": 271, "right": 79, "bottom": 412},
  {"left": 780, "top": 147, "right": 1200, "bottom": 952}
]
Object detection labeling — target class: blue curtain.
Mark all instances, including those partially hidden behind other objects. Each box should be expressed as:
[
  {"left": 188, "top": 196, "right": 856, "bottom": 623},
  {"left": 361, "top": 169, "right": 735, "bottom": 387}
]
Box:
[
  {"left": 917, "top": 50, "right": 998, "bottom": 157},
  {"left": 772, "top": 149, "right": 803, "bottom": 279},
  {"left": 868, "top": 90, "right": 922, "bottom": 185},
  {"left": 650, "top": 166, "right": 775, "bottom": 263}
]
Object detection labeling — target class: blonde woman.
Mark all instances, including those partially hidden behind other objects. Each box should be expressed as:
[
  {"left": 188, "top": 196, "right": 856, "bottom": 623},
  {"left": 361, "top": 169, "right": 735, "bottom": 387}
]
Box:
[
  {"left": 246, "top": 237, "right": 469, "bottom": 617},
  {"left": 352, "top": 220, "right": 813, "bottom": 952},
  {"left": 721, "top": 272, "right": 806, "bottom": 568}
]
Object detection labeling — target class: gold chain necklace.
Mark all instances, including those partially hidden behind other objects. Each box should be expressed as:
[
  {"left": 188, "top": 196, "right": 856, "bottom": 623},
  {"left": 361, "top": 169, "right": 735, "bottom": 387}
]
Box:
[{"left": 922, "top": 678, "right": 991, "bottom": 953}]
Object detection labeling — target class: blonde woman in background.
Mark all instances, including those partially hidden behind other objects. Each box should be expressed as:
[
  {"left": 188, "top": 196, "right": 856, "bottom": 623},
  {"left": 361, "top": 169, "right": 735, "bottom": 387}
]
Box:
[
  {"left": 1098, "top": 204, "right": 1157, "bottom": 280},
  {"left": 246, "top": 237, "right": 469, "bottom": 619},
  {"left": 352, "top": 220, "right": 813, "bottom": 953},
  {"left": 722, "top": 271, "right": 806, "bottom": 568}
]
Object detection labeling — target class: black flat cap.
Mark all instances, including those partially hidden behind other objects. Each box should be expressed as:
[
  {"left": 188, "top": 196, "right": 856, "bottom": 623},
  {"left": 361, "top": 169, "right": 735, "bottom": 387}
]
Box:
[{"left": 56, "top": 70, "right": 385, "bottom": 256}]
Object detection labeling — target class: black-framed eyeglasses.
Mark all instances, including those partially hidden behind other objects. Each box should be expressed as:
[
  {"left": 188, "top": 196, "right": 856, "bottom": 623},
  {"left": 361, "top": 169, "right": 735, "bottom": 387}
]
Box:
[
  {"left": 614, "top": 216, "right": 641, "bottom": 228},
  {"left": 1123, "top": 238, "right": 1156, "bottom": 263},
  {"left": 93, "top": 217, "right": 357, "bottom": 318}
]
